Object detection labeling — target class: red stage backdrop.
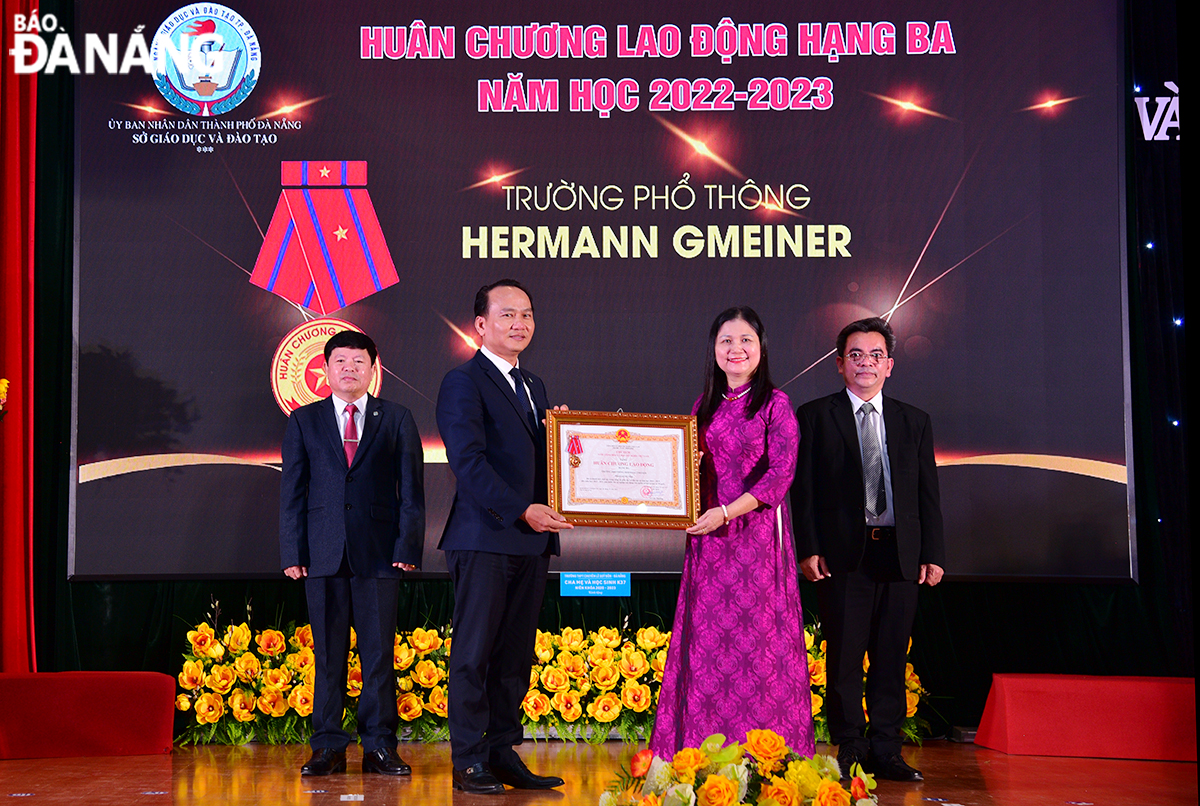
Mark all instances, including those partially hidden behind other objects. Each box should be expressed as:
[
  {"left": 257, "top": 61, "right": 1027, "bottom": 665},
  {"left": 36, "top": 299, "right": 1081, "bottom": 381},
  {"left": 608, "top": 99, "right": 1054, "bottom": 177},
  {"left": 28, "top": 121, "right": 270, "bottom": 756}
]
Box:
[{"left": 61, "top": 0, "right": 1133, "bottom": 580}]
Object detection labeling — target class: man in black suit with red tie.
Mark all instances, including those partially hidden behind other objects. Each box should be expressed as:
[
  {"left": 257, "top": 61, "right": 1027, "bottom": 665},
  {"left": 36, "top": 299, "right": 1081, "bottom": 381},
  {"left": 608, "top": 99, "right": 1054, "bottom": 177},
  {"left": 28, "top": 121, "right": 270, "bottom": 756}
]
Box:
[
  {"left": 792, "top": 317, "right": 945, "bottom": 783},
  {"left": 436, "top": 279, "right": 572, "bottom": 794},
  {"left": 280, "top": 330, "right": 425, "bottom": 777}
]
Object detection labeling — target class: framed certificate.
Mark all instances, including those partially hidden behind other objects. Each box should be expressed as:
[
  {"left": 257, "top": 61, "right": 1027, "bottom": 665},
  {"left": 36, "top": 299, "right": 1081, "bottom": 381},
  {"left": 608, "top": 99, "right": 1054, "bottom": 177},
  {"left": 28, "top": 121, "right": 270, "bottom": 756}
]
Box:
[{"left": 547, "top": 410, "right": 700, "bottom": 529}]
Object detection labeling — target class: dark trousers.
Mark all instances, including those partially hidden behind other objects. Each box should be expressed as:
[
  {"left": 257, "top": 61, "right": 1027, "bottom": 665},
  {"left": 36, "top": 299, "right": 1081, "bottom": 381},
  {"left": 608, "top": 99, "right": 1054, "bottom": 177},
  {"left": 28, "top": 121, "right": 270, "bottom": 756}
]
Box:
[
  {"left": 306, "top": 571, "right": 400, "bottom": 752},
  {"left": 445, "top": 549, "right": 549, "bottom": 769},
  {"left": 817, "top": 529, "right": 919, "bottom": 756}
]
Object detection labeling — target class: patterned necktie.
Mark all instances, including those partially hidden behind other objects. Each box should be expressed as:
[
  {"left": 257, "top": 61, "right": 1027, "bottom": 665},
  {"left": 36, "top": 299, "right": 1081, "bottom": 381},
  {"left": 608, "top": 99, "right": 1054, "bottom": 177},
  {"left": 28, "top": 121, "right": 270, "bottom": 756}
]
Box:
[
  {"left": 859, "top": 402, "right": 887, "bottom": 516},
  {"left": 510, "top": 367, "right": 539, "bottom": 433},
  {"left": 343, "top": 403, "right": 358, "bottom": 466}
]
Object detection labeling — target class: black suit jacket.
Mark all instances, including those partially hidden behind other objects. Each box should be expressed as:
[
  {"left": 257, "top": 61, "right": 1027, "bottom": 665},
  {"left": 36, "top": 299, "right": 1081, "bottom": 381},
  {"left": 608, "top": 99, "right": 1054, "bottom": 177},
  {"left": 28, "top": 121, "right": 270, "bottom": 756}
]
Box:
[
  {"left": 280, "top": 395, "right": 425, "bottom": 575},
  {"left": 792, "top": 390, "right": 944, "bottom": 580},
  {"left": 436, "top": 351, "right": 559, "bottom": 556}
]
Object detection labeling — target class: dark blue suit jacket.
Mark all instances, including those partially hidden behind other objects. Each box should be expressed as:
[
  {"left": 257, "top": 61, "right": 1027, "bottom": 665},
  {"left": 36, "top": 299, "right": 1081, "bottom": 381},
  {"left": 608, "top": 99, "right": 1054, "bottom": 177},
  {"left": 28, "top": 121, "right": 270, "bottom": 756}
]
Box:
[
  {"left": 436, "top": 351, "right": 559, "bottom": 556},
  {"left": 280, "top": 395, "right": 425, "bottom": 576},
  {"left": 792, "top": 390, "right": 945, "bottom": 580}
]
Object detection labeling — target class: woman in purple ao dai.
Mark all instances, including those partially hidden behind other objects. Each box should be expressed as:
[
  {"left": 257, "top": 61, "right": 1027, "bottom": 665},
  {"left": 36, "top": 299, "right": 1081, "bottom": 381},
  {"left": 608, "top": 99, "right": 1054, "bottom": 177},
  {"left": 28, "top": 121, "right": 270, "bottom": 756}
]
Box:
[{"left": 650, "top": 306, "right": 815, "bottom": 757}]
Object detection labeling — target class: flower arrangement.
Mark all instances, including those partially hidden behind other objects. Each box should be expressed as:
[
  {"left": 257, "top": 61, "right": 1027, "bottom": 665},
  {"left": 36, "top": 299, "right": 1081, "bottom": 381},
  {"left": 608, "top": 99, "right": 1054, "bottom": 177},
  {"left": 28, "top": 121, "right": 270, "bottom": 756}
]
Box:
[
  {"left": 805, "top": 625, "right": 930, "bottom": 744},
  {"left": 600, "top": 731, "right": 878, "bottom": 806},
  {"left": 0, "top": 377, "right": 9, "bottom": 420},
  {"left": 174, "top": 608, "right": 928, "bottom": 747},
  {"left": 522, "top": 625, "right": 669, "bottom": 743}
]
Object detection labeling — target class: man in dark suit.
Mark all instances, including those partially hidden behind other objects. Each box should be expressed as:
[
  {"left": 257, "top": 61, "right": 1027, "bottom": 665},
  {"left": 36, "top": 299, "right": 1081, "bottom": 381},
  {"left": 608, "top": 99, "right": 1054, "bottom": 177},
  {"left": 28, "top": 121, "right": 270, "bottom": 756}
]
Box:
[
  {"left": 280, "top": 330, "right": 425, "bottom": 777},
  {"left": 792, "top": 317, "right": 945, "bottom": 782},
  {"left": 436, "top": 279, "right": 572, "bottom": 794}
]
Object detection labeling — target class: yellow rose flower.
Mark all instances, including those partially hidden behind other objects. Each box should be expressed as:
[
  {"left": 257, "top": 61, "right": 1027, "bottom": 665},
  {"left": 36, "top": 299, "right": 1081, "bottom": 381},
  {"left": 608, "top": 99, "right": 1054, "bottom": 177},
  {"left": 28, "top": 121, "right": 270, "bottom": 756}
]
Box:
[
  {"left": 808, "top": 657, "right": 827, "bottom": 687},
  {"left": 399, "top": 677, "right": 414, "bottom": 692},
  {"left": 587, "top": 644, "right": 616, "bottom": 666},
  {"left": 228, "top": 689, "right": 257, "bottom": 722},
  {"left": 591, "top": 663, "right": 622, "bottom": 692},
  {"left": 557, "top": 651, "right": 586, "bottom": 680},
  {"left": 559, "top": 627, "right": 584, "bottom": 652},
  {"left": 175, "top": 693, "right": 191, "bottom": 711},
  {"left": 291, "top": 624, "right": 314, "bottom": 649},
  {"left": 696, "top": 773, "right": 738, "bottom": 806},
  {"left": 640, "top": 795, "right": 663, "bottom": 806},
  {"left": 592, "top": 626, "right": 621, "bottom": 648},
  {"left": 178, "top": 658, "right": 205, "bottom": 690},
  {"left": 223, "top": 623, "right": 251, "bottom": 654},
  {"left": 621, "top": 682, "right": 653, "bottom": 713},
  {"left": 349, "top": 627, "right": 357, "bottom": 650},
  {"left": 397, "top": 692, "right": 423, "bottom": 721},
  {"left": 785, "top": 759, "right": 823, "bottom": 799},
  {"left": 651, "top": 651, "right": 667, "bottom": 682},
  {"left": 671, "top": 747, "right": 708, "bottom": 785},
  {"left": 194, "top": 692, "right": 224, "bottom": 724},
  {"left": 761, "top": 777, "right": 801, "bottom": 806},
  {"left": 813, "top": 779, "right": 851, "bottom": 806},
  {"left": 618, "top": 649, "right": 650, "bottom": 679},
  {"left": 187, "top": 624, "right": 224, "bottom": 660},
  {"left": 444, "top": 636, "right": 452, "bottom": 654},
  {"left": 804, "top": 629, "right": 815, "bottom": 650},
  {"left": 426, "top": 685, "right": 449, "bottom": 717},
  {"left": 540, "top": 666, "right": 570, "bottom": 693},
  {"left": 204, "top": 664, "right": 236, "bottom": 695},
  {"left": 586, "top": 692, "right": 622, "bottom": 723},
  {"left": 347, "top": 666, "right": 363, "bottom": 697},
  {"left": 521, "top": 690, "right": 551, "bottom": 721},
  {"left": 636, "top": 626, "right": 667, "bottom": 651},
  {"left": 410, "top": 627, "right": 443, "bottom": 655},
  {"left": 744, "top": 729, "right": 788, "bottom": 775},
  {"left": 534, "top": 631, "right": 555, "bottom": 664},
  {"left": 288, "top": 684, "right": 314, "bottom": 717},
  {"left": 256, "top": 629, "right": 287, "bottom": 658},
  {"left": 256, "top": 687, "right": 289, "bottom": 717},
  {"left": 288, "top": 646, "right": 315, "bottom": 674},
  {"left": 411, "top": 659, "right": 444, "bottom": 689},
  {"left": 862, "top": 652, "right": 870, "bottom": 673},
  {"left": 551, "top": 690, "right": 582, "bottom": 722},
  {"left": 394, "top": 641, "right": 416, "bottom": 671},
  {"left": 811, "top": 691, "right": 824, "bottom": 717},
  {"left": 233, "top": 652, "right": 261, "bottom": 683},
  {"left": 303, "top": 665, "right": 315, "bottom": 687},
  {"left": 262, "top": 666, "right": 293, "bottom": 691},
  {"left": 906, "top": 689, "right": 920, "bottom": 717}
]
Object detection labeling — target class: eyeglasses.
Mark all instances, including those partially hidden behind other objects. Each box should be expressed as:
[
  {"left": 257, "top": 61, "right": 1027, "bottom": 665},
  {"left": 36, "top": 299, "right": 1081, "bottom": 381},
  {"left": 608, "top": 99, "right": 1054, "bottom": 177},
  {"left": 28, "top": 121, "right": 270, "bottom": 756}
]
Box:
[{"left": 843, "top": 350, "right": 889, "bottom": 365}]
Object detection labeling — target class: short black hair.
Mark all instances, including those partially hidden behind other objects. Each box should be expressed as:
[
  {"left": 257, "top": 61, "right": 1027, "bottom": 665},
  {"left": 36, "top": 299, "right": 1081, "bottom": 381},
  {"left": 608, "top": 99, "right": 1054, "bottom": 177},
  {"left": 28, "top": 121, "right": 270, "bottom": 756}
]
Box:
[
  {"left": 324, "top": 330, "right": 378, "bottom": 364},
  {"left": 474, "top": 279, "right": 533, "bottom": 318},
  {"left": 836, "top": 317, "right": 896, "bottom": 356}
]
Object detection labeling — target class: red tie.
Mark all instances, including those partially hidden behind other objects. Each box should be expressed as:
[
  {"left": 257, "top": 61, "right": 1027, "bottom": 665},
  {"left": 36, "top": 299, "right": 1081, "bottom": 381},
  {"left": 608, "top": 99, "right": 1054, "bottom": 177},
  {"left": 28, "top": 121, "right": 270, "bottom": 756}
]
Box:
[{"left": 343, "top": 403, "right": 358, "bottom": 466}]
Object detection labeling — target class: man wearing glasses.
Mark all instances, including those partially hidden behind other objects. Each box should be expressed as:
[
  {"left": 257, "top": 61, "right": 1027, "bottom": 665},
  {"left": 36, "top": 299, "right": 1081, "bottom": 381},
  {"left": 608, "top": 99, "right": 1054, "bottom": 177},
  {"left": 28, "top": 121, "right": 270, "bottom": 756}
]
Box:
[{"left": 791, "top": 317, "right": 945, "bottom": 783}]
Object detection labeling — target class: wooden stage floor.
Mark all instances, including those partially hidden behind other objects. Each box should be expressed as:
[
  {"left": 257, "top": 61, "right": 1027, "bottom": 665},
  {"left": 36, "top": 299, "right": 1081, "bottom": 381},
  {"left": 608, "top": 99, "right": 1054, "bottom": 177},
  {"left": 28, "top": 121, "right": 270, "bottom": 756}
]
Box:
[{"left": 1, "top": 741, "right": 1195, "bottom": 805}]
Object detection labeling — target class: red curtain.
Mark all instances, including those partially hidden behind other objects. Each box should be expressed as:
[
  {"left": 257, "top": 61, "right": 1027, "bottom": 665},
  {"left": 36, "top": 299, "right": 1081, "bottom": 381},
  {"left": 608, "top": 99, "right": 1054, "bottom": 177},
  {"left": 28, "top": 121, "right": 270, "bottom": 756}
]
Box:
[{"left": 0, "top": 0, "right": 38, "bottom": 673}]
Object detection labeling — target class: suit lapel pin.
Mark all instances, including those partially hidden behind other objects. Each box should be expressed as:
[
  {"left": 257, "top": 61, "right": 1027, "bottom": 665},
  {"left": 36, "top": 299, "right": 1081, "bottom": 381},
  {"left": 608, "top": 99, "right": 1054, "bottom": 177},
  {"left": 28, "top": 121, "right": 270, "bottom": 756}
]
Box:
[{"left": 373, "top": 410, "right": 380, "bottom": 416}]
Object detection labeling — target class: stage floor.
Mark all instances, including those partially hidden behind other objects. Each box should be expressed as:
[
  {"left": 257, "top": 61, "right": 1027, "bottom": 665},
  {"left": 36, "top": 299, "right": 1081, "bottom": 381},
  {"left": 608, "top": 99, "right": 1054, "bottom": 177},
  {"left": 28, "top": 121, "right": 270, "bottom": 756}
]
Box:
[{"left": 1, "top": 740, "right": 1195, "bottom": 805}]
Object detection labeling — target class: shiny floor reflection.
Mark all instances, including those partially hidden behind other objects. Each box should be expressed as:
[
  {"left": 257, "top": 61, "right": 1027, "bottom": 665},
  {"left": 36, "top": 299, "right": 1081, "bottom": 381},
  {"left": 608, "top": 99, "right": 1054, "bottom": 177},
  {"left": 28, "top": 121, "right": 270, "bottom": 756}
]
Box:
[{"left": 0, "top": 741, "right": 1195, "bottom": 805}]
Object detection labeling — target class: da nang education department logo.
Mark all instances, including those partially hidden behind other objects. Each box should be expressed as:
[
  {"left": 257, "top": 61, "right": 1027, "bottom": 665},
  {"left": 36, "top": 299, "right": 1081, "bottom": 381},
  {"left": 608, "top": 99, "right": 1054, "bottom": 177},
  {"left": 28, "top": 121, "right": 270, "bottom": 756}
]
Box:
[
  {"left": 271, "top": 319, "right": 382, "bottom": 416},
  {"left": 150, "top": 4, "right": 260, "bottom": 116}
]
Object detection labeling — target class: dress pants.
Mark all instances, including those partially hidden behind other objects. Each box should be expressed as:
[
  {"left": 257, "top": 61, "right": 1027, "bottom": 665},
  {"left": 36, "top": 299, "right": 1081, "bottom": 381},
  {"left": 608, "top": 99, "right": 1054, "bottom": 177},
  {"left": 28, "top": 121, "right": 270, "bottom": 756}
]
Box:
[
  {"left": 817, "top": 530, "right": 919, "bottom": 757},
  {"left": 445, "top": 549, "right": 549, "bottom": 769},
  {"left": 306, "top": 559, "right": 401, "bottom": 753}
]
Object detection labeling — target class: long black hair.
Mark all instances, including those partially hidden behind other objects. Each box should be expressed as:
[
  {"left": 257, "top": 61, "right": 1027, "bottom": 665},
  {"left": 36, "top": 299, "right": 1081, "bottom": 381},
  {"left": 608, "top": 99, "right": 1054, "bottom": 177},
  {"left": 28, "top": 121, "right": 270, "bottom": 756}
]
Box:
[{"left": 697, "top": 306, "right": 775, "bottom": 427}]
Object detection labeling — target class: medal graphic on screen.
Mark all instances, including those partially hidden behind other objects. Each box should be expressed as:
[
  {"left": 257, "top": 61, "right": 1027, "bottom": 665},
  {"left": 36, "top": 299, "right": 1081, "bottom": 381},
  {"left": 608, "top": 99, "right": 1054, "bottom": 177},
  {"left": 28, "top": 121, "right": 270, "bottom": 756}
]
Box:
[{"left": 270, "top": 318, "right": 382, "bottom": 416}]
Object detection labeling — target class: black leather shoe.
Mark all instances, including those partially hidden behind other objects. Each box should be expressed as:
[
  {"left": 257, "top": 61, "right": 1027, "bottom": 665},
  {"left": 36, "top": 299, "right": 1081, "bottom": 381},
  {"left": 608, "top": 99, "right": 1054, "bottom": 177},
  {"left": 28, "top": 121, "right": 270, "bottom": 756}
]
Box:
[
  {"left": 865, "top": 751, "right": 923, "bottom": 782},
  {"left": 836, "top": 745, "right": 867, "bottom": 781},
  {"left": 452, "top": 764, "right": 506, "bottom": 794},
  {"left": 362, "top": 747, "right": 412, "bottom": 776},
  {"left": 489, "top": 753, "right": 564, "bottom": 789},
  {"left": 301, "top": 748, "right": 347, "bottom": 776}
]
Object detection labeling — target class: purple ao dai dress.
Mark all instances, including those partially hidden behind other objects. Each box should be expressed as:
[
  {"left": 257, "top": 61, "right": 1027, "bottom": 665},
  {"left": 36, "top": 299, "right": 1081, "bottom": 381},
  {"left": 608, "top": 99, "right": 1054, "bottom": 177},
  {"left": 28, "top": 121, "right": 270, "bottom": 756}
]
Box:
[{"left": 650, "top": 386, "right": 815, "bottom": 756}]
